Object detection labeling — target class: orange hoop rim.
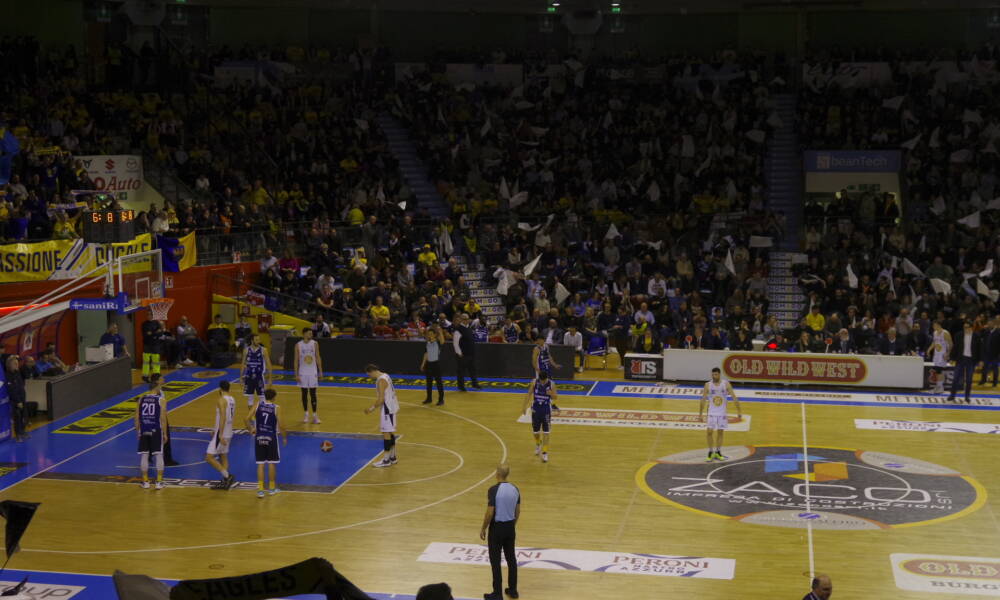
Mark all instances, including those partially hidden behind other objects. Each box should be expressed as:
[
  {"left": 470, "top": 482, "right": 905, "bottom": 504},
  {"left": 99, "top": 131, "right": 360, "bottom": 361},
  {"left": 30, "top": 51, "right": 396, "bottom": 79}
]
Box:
[{"left": 139, "top": 298, "right": 175, "bottom": 307}]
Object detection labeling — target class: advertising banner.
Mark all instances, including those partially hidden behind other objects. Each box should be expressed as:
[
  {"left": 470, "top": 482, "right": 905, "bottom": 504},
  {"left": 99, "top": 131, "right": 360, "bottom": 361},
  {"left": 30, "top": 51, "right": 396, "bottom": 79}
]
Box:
[
  {"left": 804, "top": 150, "right": 901, "bottom": 172},
  {"left": 0, "top": 233, "right": 153, "bottom": 283},
  {"left": 624, "top": 353, "right": 664, "bottom": 381},
  {"left": 662, "top": 349, "right": 924, "bottom": 388},
  {"left": 891, "top": 554, "right": 1000, "bottom": 596},
  {"left": 75, "top": 155, "right": 143, "bottom": 196},
  {"left": 418, "top": 542, "right": 736, "bottom": 580}
]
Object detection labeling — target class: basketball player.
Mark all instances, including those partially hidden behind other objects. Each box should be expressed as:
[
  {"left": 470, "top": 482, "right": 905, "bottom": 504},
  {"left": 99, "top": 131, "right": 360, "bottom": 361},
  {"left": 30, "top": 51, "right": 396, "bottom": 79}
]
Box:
[
  {"left": 205, "top": 381, "right": 237, "bottom": 490},
  {"left": 364, "top": 364, "right": 400, "bottom": 468},
  {"left": 502, "top": 317, "right": 521, "bottom": 344},
  {"left": 134, "top": 374, "right": 168, "bottom": 489},
  {"left": 521, "top": 370, "right": 559, "bottom": 462},
  {"left": 240, "top": 334, "right": 271, "bottom": 409},
  {"left": 531, "top": 336, "right": 561, "bottom": 378},
  {"left": 698, "top": 367, "right": 742, "bottom": 462},
  {"left": 927, "top": 320, "right": 952, "bottom": 394},
  {"left": 293, "top": 327, "right": 323, "bottom": 423},
  {"left": 246, "top": 388, "right": 286, "bottom": 498}
]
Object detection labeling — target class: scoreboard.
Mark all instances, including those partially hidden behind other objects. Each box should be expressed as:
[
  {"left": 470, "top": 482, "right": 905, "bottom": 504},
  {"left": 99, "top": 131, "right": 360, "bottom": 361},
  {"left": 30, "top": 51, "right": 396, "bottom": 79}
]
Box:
[{"left": 82, "top": 209, "right": 136, "bottom": 243}]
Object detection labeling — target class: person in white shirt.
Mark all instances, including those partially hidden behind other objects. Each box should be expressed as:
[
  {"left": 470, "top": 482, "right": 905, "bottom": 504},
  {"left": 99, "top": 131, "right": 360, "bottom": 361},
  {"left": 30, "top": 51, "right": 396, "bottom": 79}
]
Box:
[
  {"left": 698, "top": 367, "right": 742, "bottom": 462},
  {"left": 364, "top": 364, "right": 400, "bottom": 468},
  {"left": 563, "top": 326, "right": 584, "bottom": 373},
  {"left": 260, "top": 249, "right": 279, "bottom": 273},
  {"left": 633, "top": 302, "right": 656, "bottom": 326},
  {"left": 647, "top": 273, "right": 668, "bottom": 299},
  {"left": 205, "top": 381, "right": 237, "bottom": 490}
]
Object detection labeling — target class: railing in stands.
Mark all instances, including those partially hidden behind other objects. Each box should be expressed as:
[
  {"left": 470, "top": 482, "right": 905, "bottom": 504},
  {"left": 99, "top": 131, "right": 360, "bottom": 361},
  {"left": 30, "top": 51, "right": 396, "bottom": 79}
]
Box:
[{"left": 210, "top": 273, "right": 355, "bottom": 326}]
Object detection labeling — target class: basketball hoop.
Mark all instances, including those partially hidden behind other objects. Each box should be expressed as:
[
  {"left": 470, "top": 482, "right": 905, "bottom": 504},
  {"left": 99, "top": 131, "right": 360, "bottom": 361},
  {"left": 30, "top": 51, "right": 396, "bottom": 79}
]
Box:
[{"left": 140, "top": 297, "right": 175, "bottom": 321}]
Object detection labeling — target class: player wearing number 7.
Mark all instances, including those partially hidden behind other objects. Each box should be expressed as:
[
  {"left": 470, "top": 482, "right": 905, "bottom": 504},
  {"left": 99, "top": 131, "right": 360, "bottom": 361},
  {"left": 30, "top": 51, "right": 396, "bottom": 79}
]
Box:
[
  {"left": 246, "top": 388, "right": 287, "bottom": 498},
  {"left": 698, "top": 367, "right": 742, "bottom": 462}
]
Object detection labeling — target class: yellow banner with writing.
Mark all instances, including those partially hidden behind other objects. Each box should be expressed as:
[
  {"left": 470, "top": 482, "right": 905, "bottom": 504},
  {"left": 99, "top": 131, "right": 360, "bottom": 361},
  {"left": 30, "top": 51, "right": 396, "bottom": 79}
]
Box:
[{"left": 0, "top": 233, "right": 154, "bottom": 283}]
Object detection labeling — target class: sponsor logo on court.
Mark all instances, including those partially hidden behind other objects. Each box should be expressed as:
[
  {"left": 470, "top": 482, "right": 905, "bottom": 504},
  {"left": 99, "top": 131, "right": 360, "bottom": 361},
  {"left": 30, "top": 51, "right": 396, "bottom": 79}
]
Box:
[
  {"left": 53, "top": 381, "right": 208, "bottom": 435},
  {"left": 0, "top": 579, "right": 86, "bottom": 598},
  {"left": 0, "top": 463, "right": 26, "bottom": 478},
  {"left": 856, "top": 420, "right": 1000, "bottom": 434},
  {"left": 192, "top": 370, "right": 229, "bottom": 379},
  {"left": 271, "top": 373, "right": 592, "bottom": 393},
  {"left": 722, "top": 354, "right": 867, "bottom": 383},
  {"left": 639, "top": 445, "right": 984, "bottom": 530},
  {"left": 418, "top": 542, "right": 735, "bottom": 579},
  {"left": 608, "top": 384, "right": 1000, "bottom": 408},
  {"left": 34, "top": 471, "right": 337, "bottom": 494},
  {"left": 516, "top": 409, "right": 750, "bottom": 431},
  {"left": 892, "top": 554, "right": 1000, "bottom": 595}
]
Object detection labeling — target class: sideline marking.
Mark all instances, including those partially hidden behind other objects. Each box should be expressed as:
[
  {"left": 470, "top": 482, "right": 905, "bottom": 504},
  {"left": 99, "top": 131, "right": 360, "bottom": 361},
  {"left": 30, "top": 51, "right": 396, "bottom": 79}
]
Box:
[{"left": 23, "top": 398, "right": 508, "bottom": 555}]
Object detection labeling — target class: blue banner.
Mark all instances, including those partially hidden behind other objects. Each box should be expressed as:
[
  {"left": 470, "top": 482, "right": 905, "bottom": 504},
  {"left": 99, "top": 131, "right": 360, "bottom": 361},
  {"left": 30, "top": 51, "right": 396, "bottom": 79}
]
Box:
[
  {"left": 69, "top": 293, "right": 126, "bottom": 312},
  {"left": 804, "top": 150, "right": 901, "bottom": 173}
]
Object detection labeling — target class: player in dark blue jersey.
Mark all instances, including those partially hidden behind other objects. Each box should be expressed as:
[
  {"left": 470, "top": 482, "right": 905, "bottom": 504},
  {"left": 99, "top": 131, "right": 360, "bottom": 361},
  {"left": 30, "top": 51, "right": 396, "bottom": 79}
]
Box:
[
  {"left": 246, "top": 388, "right": 286, "bottom": 498},
  {"left": 502, "top": 317, "right": 521, "bottom": 344},
  {"left": 520, "top": 371, "right": 560, "bottom": 463},
  {"left": 240, "top": 334, "right": 271, "bottom": 409},
  {"left": 531, "top": 336, "right": 561, "bottom": 378},
  {"left": 134, "top": 374, "right": 168, "bottom": 489}
]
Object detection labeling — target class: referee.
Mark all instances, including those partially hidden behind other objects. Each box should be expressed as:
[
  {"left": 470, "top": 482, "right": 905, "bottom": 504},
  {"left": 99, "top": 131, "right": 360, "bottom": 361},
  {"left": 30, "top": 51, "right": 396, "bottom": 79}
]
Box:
[{"left": 480, "top": 463, "right": 519, "bottom": 600}]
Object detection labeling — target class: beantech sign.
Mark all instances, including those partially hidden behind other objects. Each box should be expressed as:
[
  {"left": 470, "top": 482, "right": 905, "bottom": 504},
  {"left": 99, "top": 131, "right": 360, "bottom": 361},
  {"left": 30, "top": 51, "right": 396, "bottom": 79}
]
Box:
[
  {"left": 662, "top": 350, "right": 924, "bottom": 388},
  {"left": 722, "top": 354, "right": 867, "bottom": 383}
]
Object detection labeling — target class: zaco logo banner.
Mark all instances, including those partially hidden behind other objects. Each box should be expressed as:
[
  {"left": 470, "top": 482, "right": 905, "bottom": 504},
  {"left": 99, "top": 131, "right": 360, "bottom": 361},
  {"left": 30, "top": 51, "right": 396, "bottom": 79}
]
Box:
[{"left": 638, "top": 445, "right": 985, "bottom": 530}]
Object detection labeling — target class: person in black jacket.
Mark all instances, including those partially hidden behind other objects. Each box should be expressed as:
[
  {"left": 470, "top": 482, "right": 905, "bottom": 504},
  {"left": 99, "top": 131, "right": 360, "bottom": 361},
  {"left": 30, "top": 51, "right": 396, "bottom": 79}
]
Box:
[
  {"left": 452, "top": 313, "right": 481, "bottom": 392},
  {"left": 877, "top": 328, "right": 906, "bottom": 356},
  {"left": 979, "top": 318, "right": 1000, "bottom": 386},
  {"left": 949, "top": 321, "right": 983, "bottom": 403},
  {"left": 829, "top": 329, "right": 856, "bottom": 354},
  {"left": 5, "top": 356, "right": 27, "bottom": 442}
]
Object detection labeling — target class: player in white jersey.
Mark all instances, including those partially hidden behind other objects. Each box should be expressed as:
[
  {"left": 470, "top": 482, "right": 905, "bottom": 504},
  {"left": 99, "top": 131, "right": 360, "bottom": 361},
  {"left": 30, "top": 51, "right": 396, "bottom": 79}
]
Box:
[
  {"left": 364, "top": 364, "right": 400, "bottom": 468},
  {"left": 293, "top": 327, "right": 323, "bottom": 424},
  {"left": 205, "top": 380, "right": 237, "bottom": 490},
  {"left": 927, "top": 320, "right": 953, "bottom": 394},
  {"left": 699, "top": 367, "right": 742, "bottom": 462}
]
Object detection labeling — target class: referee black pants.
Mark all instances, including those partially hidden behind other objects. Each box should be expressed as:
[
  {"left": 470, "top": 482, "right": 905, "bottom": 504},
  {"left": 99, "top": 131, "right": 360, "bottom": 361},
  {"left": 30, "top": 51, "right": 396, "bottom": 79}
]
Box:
[
  {"left": 425, "top": 361, "right": 444, "bottom": 401},
  {"left": 456, "top": 355, "right": 479, "bottom": 390},
  {"left": 488, "top": 521, "right": 517, "bottom": 594}
]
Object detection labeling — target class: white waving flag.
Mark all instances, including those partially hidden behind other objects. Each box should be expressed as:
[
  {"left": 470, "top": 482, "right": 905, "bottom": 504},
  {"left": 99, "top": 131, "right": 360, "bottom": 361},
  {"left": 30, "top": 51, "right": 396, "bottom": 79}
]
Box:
[
  {"left": 977, "top": 278, "right": 1000, "bottom": 302},
  {"left": 900, "top": 134, "right": 922, "bottom": 150},
  {"left": 724, "top": 250, "right": 736, "bottom": 276},
  {"left": 554, "top": 282, "right": 571, "bottom": 305},
  {"left": 957, "top": 211, "right": 981, "bottom": 228},
  {"left": 522, "top": 254, "right": 542, "bottom": 276},
  {"left": 847, "top": 264, "right": 858, "bottom": 289},
  {"left": 902, "top": 258, "right": 924, "bottom": 277},
  {"left": 500, "top": 177, "right": 511, "bottom": 200},
  {"left": 918, "top": 235, "right": 927, "bottom": 252},
  {"left": 981, "top": 259, "right": 994, "bottom": 278},
  {"left": 930, "top": 278, "right": 952, "bottom": 295},
  {"left": 605, "top": 223, "right": 621, "bottom": 240},
  {"left": 509, "top": 191, "right": 529, "bottom": 208}
]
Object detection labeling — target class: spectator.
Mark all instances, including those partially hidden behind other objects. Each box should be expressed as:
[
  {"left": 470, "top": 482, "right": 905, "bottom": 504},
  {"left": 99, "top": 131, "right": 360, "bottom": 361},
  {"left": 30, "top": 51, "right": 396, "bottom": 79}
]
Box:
[
  {"left": 19, "top": 356, "right": 39, "bottom": 380},
  {"left": 99, "top": 323, "right": 130, "bottom": 359},
  {"left": 829, "top": 329, "right": 856, "bottom": 354},
  {"left": 803, "top": 574, "right": 833, "bottom": 600},
  {"left": 176, "top": 316, "right": 209, "bottom": 366},
  {"left": 563, "top": 325, "right": 584, "bottom": 373}
]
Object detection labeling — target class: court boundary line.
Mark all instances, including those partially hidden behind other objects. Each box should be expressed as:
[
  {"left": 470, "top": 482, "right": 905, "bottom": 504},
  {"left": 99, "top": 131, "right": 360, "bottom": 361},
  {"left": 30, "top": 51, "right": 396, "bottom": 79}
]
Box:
[
  {"left": 801, "top": 402, "right": 815, "bottom": 580},
  {"left": 23, "top": 394, "right": 509, "bottom": 555},
  {"left": 345, "top": 442, "right": 464, "bottom": 487}
]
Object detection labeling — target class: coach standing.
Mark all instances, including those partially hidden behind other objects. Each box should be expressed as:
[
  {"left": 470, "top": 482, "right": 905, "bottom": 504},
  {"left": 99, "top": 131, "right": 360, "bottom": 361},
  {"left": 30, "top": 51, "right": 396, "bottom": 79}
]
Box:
[
  {"left": 949, "top": 320, "right": 982, "bottom": 403},
  {"left": 5, "top": 356, "right": 27, "bottom": 442},
  {"left": 453, "top": 314, "right": 481, "bottom": 392},
  {"left": 480, "top": 463, "right": 519, "bottom": 600},
  {"left": 802, "top": 574, "right": 833, "bottom": 599}
]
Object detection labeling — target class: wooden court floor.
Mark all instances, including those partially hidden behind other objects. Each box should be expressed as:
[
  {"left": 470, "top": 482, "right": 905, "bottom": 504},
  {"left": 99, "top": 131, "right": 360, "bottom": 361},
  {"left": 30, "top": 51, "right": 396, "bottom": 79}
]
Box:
[{"left": 6, "top": 374, "right": 1000, "bottom": 599}]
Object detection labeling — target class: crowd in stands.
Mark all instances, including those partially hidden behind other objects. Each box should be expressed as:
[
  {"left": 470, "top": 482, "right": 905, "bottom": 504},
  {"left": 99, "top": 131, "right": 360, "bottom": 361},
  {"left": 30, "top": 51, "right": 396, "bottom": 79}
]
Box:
[
  {"left": 794, "top": 43, "right": 1000, "bottom": 358},
  {"left": 19, "top": 35, "right": 1000, "bottom": 365}
]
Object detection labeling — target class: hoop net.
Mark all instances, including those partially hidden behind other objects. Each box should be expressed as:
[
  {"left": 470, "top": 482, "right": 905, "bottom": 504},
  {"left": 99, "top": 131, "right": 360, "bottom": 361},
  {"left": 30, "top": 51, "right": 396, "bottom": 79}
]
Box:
[{"left": 140, "top": 297, "right": 175, "bottom": 321}]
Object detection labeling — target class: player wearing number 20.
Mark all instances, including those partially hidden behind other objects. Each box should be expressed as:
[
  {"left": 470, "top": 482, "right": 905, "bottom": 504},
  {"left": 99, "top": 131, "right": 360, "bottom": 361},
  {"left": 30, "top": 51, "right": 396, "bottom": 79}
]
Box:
[{"left": 698, "top": 367, "right": 742, "bottom": 463}]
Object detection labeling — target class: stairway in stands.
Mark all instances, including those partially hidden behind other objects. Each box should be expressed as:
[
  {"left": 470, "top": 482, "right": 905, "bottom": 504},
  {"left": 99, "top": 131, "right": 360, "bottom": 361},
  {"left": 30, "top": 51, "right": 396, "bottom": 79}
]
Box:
[
  {"left": 453, "top": 255, "right": 505, "bottom": 326},
  {"left": 375, "top": 113, "right": 450, "bottom": 219},
  {"left": 765, "top": 93, "right": 807, "bottom": 330}
]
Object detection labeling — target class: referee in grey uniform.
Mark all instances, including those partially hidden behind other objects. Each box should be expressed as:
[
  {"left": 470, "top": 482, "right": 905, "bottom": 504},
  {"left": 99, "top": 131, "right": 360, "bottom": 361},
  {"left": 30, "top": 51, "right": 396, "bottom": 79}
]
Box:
[{"left": 480, "top": 463, "right": 520, "bottom": 600}]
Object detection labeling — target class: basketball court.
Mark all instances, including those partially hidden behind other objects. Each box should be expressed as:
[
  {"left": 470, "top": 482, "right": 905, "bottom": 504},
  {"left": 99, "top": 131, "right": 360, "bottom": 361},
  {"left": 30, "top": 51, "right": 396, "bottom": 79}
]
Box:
[{"left": 1, "top": 361, "right": 999, "bottom": 599}]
